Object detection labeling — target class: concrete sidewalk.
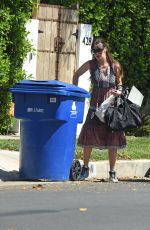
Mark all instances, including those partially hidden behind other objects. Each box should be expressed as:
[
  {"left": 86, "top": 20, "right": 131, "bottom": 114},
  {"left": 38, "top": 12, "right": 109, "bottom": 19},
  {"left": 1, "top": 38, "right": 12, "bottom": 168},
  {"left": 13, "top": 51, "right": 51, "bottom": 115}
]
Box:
[
  {"left": 0, "top": 149, "right": 149, "bottom": 188},
  {"left": 0, "top": 150, "right": 19, "bottom": 182}
]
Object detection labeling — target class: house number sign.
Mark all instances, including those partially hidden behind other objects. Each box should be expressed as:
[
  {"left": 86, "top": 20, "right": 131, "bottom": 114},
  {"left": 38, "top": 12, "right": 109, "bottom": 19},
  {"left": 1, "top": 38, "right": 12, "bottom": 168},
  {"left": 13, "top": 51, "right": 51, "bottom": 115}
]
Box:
[{"left": 82, "top": 36, "right": 92, "bottom": 46}]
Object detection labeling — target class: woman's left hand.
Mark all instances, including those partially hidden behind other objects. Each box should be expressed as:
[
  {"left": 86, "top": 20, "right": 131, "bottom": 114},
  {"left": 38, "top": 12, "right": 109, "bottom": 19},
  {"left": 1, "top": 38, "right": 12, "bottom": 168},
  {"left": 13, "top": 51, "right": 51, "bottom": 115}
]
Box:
[{"left": 112, "top": 90, "right": 122, "bottom": 96}]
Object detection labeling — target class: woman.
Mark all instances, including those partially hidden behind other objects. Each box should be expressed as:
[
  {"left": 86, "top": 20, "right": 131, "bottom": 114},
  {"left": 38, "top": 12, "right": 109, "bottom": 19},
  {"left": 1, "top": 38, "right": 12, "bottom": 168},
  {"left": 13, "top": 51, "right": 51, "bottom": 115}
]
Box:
[{"left": 72, "top": 37, "right": 126, "bottom": 182}]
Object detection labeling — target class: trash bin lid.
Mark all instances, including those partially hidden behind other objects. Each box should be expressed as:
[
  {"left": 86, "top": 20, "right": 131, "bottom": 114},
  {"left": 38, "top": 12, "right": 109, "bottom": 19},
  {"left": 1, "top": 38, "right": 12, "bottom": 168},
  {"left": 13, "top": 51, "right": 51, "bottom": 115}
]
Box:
[{"left": 10, "top": 80, "right": 90, "bottom": 98}]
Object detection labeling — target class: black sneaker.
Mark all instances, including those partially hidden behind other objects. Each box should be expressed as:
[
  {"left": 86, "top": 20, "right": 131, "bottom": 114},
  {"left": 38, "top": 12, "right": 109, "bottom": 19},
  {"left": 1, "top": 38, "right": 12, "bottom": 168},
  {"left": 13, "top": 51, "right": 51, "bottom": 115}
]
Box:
[
  {"left": 78, "top": 165, "right": 89, "bottom": 181},
  {"left": 109, "top": 170, "right": 118, "bottom": 183}
]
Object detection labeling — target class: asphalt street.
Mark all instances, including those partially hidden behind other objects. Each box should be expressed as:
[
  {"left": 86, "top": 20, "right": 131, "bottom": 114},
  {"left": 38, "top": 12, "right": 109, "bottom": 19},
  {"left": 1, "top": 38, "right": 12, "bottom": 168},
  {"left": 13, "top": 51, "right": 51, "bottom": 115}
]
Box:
[{"left": 0, "top": 181, "right": 150, "bottom": 230}]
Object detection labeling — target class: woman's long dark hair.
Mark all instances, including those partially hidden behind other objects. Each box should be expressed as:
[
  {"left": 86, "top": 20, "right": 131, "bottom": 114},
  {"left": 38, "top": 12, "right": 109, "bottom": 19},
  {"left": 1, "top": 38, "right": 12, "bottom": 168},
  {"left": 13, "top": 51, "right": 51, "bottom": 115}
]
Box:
[
  {"left": 91, "top": 37, "right": 114, "bottom": 65},
  {"left": 91, "top": 37, "right": 124, "bottom": 81}
]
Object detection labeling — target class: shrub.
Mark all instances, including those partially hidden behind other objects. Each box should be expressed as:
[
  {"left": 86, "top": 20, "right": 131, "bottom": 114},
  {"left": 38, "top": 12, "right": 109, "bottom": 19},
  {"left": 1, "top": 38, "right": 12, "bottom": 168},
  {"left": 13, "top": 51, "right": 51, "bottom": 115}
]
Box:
[
  {"left": 0, "top": 0, "right": 34, "bottom": 134},
  {"left": 126, "top": 115, "right": 150, "bottom": 137}
]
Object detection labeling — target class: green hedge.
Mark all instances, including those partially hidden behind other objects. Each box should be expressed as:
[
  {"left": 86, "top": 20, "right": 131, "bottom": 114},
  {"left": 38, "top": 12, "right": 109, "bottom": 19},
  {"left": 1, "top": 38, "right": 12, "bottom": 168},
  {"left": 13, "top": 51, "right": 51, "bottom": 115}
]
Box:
[
  {"left": 0, "top": 0, "right": 34, "bottom": 134},
  {"left": 127, "top": 115, "right": 150, "bottom": 137},
  {"left": 1, "top": 0, "right": 150, "bottom": 135}
]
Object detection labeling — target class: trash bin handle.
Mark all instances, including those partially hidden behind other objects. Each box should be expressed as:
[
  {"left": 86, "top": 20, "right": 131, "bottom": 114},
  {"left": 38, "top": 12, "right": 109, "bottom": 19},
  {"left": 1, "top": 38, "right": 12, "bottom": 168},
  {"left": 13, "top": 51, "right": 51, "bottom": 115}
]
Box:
[{"left": 18, "top": 80, "right": 66, "bottom": 88}]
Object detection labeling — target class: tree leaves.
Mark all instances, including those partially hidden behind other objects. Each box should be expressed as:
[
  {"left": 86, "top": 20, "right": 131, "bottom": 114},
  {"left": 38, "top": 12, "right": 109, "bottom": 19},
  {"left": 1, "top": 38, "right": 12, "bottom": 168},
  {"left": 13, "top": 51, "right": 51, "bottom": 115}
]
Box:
[{"left": 0, "top": 1, "right": 33, "bottom": 134}]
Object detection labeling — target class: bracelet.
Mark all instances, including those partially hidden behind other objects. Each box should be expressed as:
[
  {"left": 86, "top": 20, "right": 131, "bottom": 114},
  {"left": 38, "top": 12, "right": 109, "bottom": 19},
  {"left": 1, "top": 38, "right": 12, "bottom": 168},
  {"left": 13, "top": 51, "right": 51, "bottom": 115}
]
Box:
[{"left": 117, "top": 85, "right": 123, "bottom": 92}]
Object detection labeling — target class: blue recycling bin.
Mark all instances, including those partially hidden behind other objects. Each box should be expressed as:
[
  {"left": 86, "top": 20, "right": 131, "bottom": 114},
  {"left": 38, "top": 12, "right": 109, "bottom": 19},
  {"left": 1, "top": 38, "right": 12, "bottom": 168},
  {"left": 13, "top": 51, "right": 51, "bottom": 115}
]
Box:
[{"left": 10, "top": 80, "right": 90, "bottom": 181}]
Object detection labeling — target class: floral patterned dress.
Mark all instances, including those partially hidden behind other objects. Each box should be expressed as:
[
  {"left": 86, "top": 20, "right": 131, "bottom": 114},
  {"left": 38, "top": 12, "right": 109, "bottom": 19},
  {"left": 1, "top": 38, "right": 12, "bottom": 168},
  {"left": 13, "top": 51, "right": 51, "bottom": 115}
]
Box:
[{"left": 78, "top": 59, "right": 126, "bottom": 149}]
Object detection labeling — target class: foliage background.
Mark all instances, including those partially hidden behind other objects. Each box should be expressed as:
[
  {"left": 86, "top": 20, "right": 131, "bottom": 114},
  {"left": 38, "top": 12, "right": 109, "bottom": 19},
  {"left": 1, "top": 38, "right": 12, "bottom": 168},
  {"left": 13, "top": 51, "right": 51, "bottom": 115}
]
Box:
[{"left": 0, "top": 0, "right": 33, "bottom": 134}]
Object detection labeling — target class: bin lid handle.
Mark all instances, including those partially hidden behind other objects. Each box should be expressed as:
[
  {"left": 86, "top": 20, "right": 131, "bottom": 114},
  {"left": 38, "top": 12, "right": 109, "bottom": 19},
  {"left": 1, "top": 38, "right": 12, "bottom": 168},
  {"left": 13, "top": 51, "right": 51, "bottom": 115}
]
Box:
[{"left": 18, "top": 80, "right": 65, "bottom": 88}]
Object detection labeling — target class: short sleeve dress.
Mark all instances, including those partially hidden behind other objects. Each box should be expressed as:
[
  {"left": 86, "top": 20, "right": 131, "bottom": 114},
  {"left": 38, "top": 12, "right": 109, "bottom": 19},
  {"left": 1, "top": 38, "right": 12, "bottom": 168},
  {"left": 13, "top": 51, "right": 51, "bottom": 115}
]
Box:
[{"left": 78, "top": 59, "right": 126, "bottom": 149}]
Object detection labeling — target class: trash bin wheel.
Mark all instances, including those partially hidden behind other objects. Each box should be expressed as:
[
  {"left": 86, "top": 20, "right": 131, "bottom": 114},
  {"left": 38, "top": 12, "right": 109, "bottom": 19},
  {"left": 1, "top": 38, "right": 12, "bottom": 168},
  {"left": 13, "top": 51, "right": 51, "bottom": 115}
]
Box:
[{"left": 70, "top": 159, "right": 82, "bottom": 181}]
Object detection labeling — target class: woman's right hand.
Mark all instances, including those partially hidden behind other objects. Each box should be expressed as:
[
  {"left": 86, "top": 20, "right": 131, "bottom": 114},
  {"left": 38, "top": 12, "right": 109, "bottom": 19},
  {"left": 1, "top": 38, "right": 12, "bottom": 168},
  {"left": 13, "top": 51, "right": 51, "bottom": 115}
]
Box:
[{"left": 112, "top": 89, "right": 122, "bottom": 96}]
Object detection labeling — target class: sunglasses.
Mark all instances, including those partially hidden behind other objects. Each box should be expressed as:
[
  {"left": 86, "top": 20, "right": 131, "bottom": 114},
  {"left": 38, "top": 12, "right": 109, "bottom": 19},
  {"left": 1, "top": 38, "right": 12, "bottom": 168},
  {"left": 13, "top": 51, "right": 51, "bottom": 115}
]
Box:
[{"left": 92, "top": 48, "right": 104, "bottom": 54}]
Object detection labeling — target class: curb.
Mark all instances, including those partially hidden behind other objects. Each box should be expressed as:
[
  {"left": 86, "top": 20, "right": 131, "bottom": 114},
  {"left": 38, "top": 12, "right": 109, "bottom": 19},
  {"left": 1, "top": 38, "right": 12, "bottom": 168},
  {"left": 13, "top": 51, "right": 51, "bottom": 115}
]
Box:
[
  {"left": 0, "top": 150, "right": 150, "bottom": 187},
  {"left": 86, "top": 160, "right": 150, "bottom": 179}
]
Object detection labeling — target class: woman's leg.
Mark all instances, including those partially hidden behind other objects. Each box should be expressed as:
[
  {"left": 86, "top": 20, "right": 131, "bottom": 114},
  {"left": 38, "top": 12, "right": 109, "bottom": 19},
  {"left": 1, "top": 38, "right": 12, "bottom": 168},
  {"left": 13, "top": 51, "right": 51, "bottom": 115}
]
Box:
[
  {"left": 79, "top": 147, "right": 92, "bottom": 180},
  {"left": 108, "top": 148, "right": 118, "bottom": 182},
  {"left": 108, "top": 148, "right": 117, "bottom": 171},
  {"left": 83, "top": 147, "right": 92, "bottom": 166}
]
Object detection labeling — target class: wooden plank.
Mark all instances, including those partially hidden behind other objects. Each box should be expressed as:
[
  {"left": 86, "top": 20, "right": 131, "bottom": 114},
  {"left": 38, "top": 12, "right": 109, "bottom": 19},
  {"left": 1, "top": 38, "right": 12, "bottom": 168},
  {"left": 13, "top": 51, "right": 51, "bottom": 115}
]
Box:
[
  {"left": 58, "top": 54, "right": 76, "bottom": 83},
  {"left": 37, "top": 5, "right": 78, "bottom": 24},
  {"left": 38, "top": 20, "right": 46, "bottom": 50},
  {"left": 50, "top": 21, "right": 57, "bottom": 52},
  {"left": 37, "top": 4, "right": 64, "bottom": 9},
  {"left": 58, "top": 22, "right": 77, "bottom": 83},
  {"left": 45, "top": 4, "right": 53, "bottom": 20},
  {"left": 60, "top": 8, "right": 78, "bottom": 23},
  {"left": 49, "top": 53, "right": 56, "bottom": 80},
  {"left": 36, "top": 52, "right": 44, "bottom": 80},
  {"left": 43, "top": 52, "right": 50, "bottom": 80},
  {"left": 45, "top": 21, "right": 51, "bottom": 51},
  {"left": 46, "top": 4, "right": 58, "bottom": 20},
  {"left": 39, "top": 20, "right": 57, "bottom": 52},
  {"left": 36, "top": 4, "right": 59, "bottom": 21},
  {"left": 37, "top": 52, "right": 56, "bottom": 80},
  {"left": 52, "top": 6, "right": 59, "bottom": 21},
  {"left": 60, "top": 23, "right": 77, "bottom": 53},
  {"left": 38, "top": 5, "right": 47, "bottom": 19}
]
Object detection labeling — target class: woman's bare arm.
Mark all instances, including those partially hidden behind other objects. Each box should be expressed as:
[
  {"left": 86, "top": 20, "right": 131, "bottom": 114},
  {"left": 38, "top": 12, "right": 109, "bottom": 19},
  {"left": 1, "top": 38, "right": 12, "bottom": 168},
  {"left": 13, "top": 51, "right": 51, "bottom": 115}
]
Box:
[
  {"left": 115, "top": 62, "right": 123, "bottom": 85},
  {"left": 72, "top": 61, "right": 90, "bottom": 85},
  {"left": 112, "top": 62, "right": 123, "bottom": 96}
]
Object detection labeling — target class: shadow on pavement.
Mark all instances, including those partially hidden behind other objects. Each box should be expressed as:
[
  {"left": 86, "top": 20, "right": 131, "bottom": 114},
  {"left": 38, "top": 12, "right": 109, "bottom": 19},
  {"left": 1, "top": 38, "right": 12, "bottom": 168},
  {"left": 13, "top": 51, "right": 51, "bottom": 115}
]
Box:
[
  {"left": 144, "top": 167, "right": 150, "bottom": 177},
  {"left": 0, "top": 169, "right": 149, "bottom": 183},
  {"left": 119, "top": 178, "right": 150, "bottom": 182},
  {"left": 0, "top": 169, "right": 19, "bottom": 181}
]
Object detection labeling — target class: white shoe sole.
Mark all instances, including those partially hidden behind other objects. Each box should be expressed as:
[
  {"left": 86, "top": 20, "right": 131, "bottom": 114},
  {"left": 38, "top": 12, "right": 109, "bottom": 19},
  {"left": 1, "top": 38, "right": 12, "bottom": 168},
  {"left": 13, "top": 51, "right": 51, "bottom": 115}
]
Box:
[{"left": 109, "top": 178, "right": 118, "bottom": 183}]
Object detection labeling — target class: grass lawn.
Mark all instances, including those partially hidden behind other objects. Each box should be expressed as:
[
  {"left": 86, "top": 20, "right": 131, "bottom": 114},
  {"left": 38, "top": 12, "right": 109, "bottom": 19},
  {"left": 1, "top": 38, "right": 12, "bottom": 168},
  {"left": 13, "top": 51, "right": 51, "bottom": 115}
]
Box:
[
  {"left": 0, "top": 139, "right": 20, "bottom": 151},
  {"left": 76, "top": 136, "right": 150, "bottom": 160},
  {"left": 0, "top": 136, "right": 150, "bottom": 160}
]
